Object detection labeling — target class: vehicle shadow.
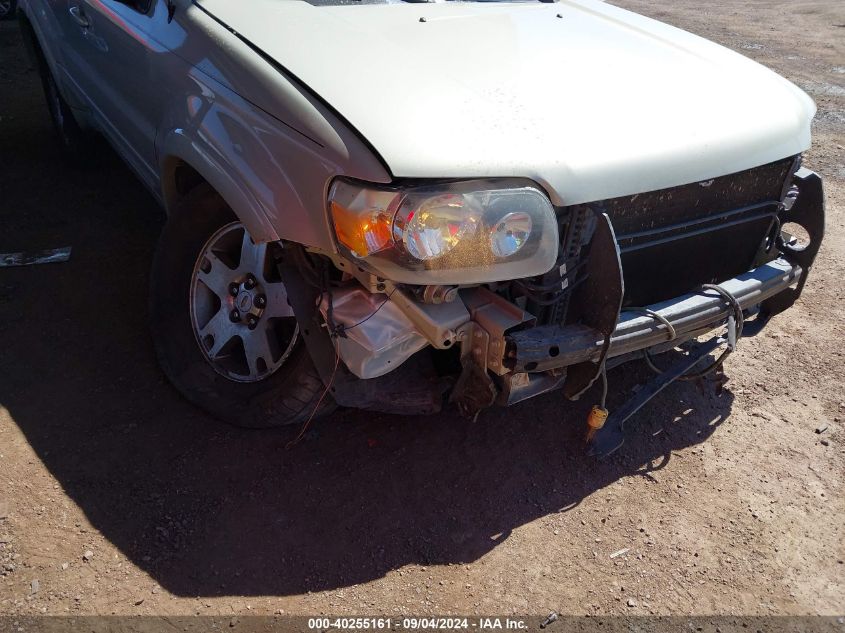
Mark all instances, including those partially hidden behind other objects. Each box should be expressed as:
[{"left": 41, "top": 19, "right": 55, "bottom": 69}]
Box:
[{"left": 0, "top": 23, "right": 734, "bottom": 598}]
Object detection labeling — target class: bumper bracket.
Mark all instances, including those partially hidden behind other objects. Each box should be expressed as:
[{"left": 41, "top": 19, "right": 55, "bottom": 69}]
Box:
[{"left": 587, "top": 335, "right": 725, "bottom": 458}]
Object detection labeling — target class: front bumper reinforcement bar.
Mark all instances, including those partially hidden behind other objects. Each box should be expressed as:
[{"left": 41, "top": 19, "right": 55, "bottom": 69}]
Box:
[{"left": 507, "top": 257, "right": 803, "bottom": 373}]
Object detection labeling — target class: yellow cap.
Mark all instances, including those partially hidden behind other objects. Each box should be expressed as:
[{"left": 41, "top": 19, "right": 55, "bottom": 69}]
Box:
[{"left": 587, "top": 405, "right": 609, "bottom": 430}]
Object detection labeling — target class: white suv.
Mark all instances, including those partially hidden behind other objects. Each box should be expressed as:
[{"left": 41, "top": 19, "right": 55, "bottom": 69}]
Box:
[{"left": 18, "top": 0, "right": 825, "bottom": 455}]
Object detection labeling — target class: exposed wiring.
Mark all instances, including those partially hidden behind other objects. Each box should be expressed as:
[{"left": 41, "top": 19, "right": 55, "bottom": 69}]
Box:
[
  {"left": 637, "top": 284, "right": 744, "bottom": 381},
  {"left": 287, "top": 286, "right": 393, "bottom": 449},
  {"left": 341, "top": 288, "right": 397, "bottom": 332},
  {"left": 600, "top": 360, "right": 608, "bottom": 409},
  {"left": 286, "top": 339, "right": 340, "bottom": 450},
  {"left": 627, "top": 306, "right": 677, "bottom": 341},
  {"left": 285, "top": 250, "right": 399, "bottom": 448}
]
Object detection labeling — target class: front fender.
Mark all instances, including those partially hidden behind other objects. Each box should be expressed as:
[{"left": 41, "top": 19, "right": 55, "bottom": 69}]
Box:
[
  {"left": 155, "top": 6, "right": 391, "bottom": 250},
  {"left": 159, "top": 125, "right": 281, "bottom": 245}
]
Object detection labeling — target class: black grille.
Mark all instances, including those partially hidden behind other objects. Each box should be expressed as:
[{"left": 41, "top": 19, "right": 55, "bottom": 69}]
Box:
[{"left": 578, "top": 157, "right": 796, "bottom": 308}]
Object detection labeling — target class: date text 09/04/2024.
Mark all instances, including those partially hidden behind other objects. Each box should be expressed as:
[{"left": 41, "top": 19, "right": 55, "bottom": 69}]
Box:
[{"left": 307, "top": 618, "right": 529, "bottom": 630}]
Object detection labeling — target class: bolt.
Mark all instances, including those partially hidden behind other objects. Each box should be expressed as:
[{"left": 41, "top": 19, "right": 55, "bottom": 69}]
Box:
[
  {"left": 244, "top": 274, "right": 257, "bottom": 290},
  {"left": 254, "top": 294, "right": 267, "bottom": 309},
  {"left": 229, "top": 309, "right": 241, "bottom": 323},
  {"left": 228, "top": 283, "right": 240, "bottom": 297},
  {"left": 247, "top": 315, "right": 259, "bottom": 330}
]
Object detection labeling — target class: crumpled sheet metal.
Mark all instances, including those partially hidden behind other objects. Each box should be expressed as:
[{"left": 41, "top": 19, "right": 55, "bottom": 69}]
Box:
[{"left": 319, "top": 287, "right": 428, "bottom": 379}]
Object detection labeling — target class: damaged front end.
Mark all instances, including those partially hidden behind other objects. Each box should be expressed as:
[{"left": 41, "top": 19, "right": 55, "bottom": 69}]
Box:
[{"left": 278, "top": 159, "right": 824, "bottom": 451}]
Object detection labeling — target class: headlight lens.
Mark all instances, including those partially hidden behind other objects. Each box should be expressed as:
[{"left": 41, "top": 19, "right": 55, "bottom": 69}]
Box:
[
  {"left": 395, "top": 193, "right": 481, "bottom": 261},
  {"left": 489, "top": 211, "right": 533, "bottom": 258},
  {"left": 329, "top": 179, "right": 558, "bottom": 284}
]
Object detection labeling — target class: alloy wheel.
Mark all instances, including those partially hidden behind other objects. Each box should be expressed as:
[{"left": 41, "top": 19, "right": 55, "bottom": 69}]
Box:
[{"left": 189, "top": 222, "right": 298, "bottom": 382}]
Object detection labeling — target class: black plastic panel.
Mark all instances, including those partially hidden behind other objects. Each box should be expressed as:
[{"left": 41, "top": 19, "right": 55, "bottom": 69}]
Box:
[{"left": 558, "top": 157, "right": 797, "bottom": 309}]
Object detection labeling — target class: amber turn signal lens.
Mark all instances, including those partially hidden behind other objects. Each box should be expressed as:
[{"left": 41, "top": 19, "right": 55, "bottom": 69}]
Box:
[{"left": 330, "top": 200, "right": 393, "bottom": 258}]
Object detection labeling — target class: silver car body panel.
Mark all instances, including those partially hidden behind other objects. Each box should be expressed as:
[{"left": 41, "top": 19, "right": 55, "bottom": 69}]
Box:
[
  {"left": 18, "top": 0, "right": 822, "bottom": 409},
  {"left": 21, "top": 0, "right": 816, "bottom": 252},
  {"left": 19, "top": 0, "right": 390, "bottom": 249},
  {"left": 196, "top": 0, "right": 815, "bottom": 207}
]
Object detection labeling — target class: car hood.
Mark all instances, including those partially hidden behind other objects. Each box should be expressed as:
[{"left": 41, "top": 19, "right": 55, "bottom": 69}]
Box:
[{"left": 195, "top": 0, "right": 815, "bottom": 205}]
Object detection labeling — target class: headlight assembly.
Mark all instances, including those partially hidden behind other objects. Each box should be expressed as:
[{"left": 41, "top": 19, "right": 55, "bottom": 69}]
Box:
[{"left": 328, "top": 179, "right": 559, "bottom": 284}]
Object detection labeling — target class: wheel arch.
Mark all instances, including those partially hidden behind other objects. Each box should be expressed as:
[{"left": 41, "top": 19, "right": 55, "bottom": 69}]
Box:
[{"left": 159, "top": 132, "right": 282, "bottom": 245}]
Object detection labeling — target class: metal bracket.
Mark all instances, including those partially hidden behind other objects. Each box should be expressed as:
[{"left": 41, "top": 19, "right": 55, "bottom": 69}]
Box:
[
  {"left": 776, "top": 168, "right": 825, "bottom": 270},
  {"left": 761, "top": 168, "right": 825, "bottom": 319},
  {"left": 449, "top": 323, "right": 497, "bottom": 418},
  {"left": 587, "top": 336, "right": 723, "bottom": 458}
]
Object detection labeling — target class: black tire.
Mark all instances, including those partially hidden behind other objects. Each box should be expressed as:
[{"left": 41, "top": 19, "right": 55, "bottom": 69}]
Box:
[
  {"left": 150, "top": 183, "right": 334, "bottom": 428},
  {"left": 0, "top": 0, "right": 17, "bottom": 20}
]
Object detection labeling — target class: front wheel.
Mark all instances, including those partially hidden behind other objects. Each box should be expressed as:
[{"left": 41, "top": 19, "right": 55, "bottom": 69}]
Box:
[{"left": 150, "top": 184, "right": 334, "bottom": 428}]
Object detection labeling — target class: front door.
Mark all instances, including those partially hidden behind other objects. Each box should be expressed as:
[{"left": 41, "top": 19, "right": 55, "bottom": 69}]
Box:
[{"left": 55, "top": 0, "right": 166, "bottom": 190}]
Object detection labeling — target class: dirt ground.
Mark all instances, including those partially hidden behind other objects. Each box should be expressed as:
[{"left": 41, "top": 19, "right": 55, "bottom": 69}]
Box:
[{"left": 0, "top": 0, "right": 843, "bottom": 619}]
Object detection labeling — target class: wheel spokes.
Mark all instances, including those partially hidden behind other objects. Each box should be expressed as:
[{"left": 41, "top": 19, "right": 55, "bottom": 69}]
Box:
[
  {"left": 238, "top": 229, "right": 268, "bottom": 279},
  {"left": 241, "top": 322, "right": 276, "bottom": 379},
  {"left": 191, "top": 222, "right": 298, "bottom": 383},
  {"left": 197, "top": 250, "right": 235, "bottom": 301},
  {"left": 199, "top": 308, "right": 237, "bottom": 358}
]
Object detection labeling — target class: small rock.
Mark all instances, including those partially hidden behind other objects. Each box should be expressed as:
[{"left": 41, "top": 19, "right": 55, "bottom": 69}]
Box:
[
  {"left": 553, "top": 529, "right": 559, "bottom": 535},
  {"left": 31, "top": 579, "right": 40, "bottom": 595},
  {"left": 627, "top": 598, "right": 638, "bottom": 607},
  {"left": 83, "top": 550, "right": 93, "bottom": 562},
  {"left": 134, "top": 599, "right": 144, "bottom": 606},
  {"left": 3, "top": 563, "right": 15, "bottom": 573},
  {"left": 815, "top": 424, "right": 829, "bottom": 434},
  {"left": 820, "top": 439, "right": 830, "bottom": 446},
  {"left": 60, "top": 563, "right": 69, "bottom": 571}
]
